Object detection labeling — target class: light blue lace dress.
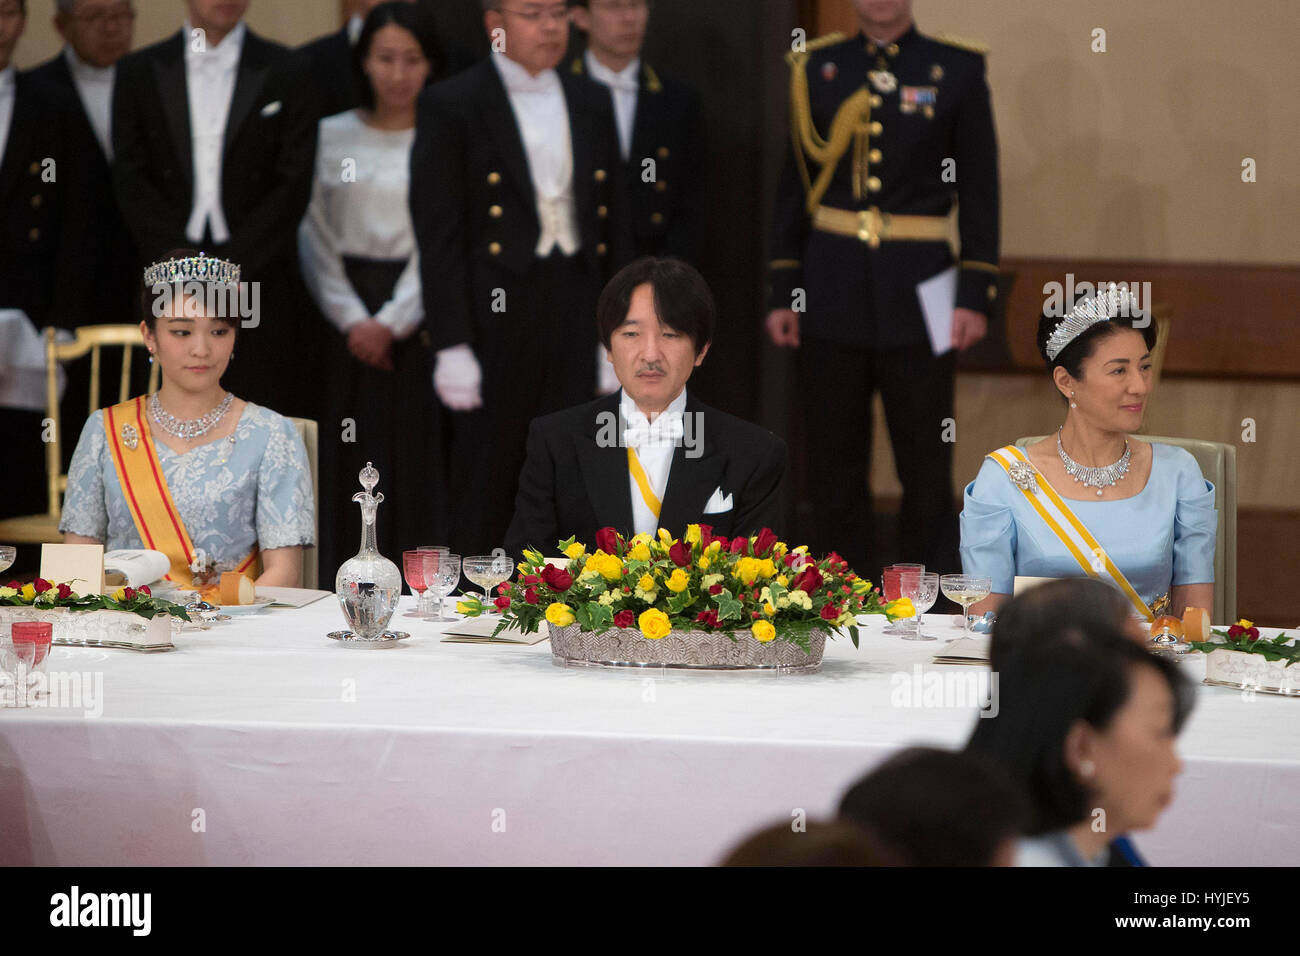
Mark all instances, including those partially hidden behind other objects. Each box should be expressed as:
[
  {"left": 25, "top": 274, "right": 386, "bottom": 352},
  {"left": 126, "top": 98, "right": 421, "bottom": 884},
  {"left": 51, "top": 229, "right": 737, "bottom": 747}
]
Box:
[
  {"left": 960, "top": 442, "right": 1216, "bottom": 606},
  {"left": 59, "top": 402, "right": 315, "bottom": 569}
]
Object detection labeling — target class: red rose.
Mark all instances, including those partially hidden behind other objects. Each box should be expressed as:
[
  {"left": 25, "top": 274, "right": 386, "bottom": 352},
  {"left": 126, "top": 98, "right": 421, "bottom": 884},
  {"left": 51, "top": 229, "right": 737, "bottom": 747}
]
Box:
[
  {"left": 709, "top": 583, "right": 723, "bottom": 595},
  {"left": 730, "top": 536, "right": 749, "bottom": 555},
  {"left": 753, "top": 527, "right": 778, "bottom": 557},
  {"left": 524, "top": 587, "right": 539, "bottom": 605},
  {"left": 697, "top": 524, "right": 715, "bottom": 546},
  {"left": 540, "top": 565, "right": 573, "bottom": 592},
  {"left": 783, "top": 553, "right": 797, "bottom": 568},
  {"left": 1245, "top": 628, "right": 1261, "bottom": 642},
  {"left": 842, "top": 585, "right": 851, "bottom": 593},
  {"left": 33, "top": 578, "right": 52, "bottom": 594},
  {"left": 139, "top": 584, "right": 151, "bottom": 596},
  {"left": 6, "top": 580, "right": 19, "bottom": 589},
  {"left": 669, "top": 540, "right": 692, "bottom": 567},
  {"left": 614, "top": 609, "right": 635, "bottom": 629},
  {"left": 123, "top": 587, "right": 137, "bottom": 601},
  {"left": 826, "top": 551, "right": 848, "bottom": 572},
  {"left": 498, "top": 582, "right": 511, "bottom": 593},
  {"left": 711, "top": 535, "right": 730, "bottom": 551},
  {"left": 820, "top": 603, "right": 840, "bottom": 621},
  {"left": 1227, "top": 625, "right": 1244, "bottom": 638},
  {"left": 522, "top": 574, "right": 541, "bottom": 585},
  {"left": 694, "top": 609, "right": 719, "bottom": 628},
  {"left": 494, "top": 596, "right": 511, "bottom": 610},
  {"left": 56, "top": 583, "right": 73, "bottom": 599},
  {"left": 595, "top": 526, "right": 621, "bottom": 555},
  {"left": 792, "top": 565, "right": 823, "bottom": 594}
]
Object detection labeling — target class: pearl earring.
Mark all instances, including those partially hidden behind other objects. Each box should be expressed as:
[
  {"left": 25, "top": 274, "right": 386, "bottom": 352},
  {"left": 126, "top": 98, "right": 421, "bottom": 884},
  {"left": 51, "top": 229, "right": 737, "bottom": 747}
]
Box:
[{"left": 1070, "top": 390, "right": 1077, "bottom": 409}]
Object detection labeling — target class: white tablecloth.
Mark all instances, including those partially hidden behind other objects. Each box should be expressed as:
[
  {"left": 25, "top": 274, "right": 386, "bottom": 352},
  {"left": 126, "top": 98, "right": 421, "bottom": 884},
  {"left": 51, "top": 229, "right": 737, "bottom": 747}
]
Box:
[{"left": 1, "top": 599, "right": 1297, "bottom": 865}]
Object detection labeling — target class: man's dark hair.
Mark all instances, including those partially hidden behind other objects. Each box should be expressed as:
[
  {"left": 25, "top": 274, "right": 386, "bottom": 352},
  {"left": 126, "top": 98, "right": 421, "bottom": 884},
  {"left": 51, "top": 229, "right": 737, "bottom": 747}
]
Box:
[
  {"left": 595, "top": 256, "right": 715, "bottom": 354},
  {"left": 355, "top": 2, "right": 442, "bottom": 110},
  {"left": 966, "top": 603, "right": 1194, "bottom": 835},
  {"left": 838, "top": 747, "right": 1027, "bottom": 866}
]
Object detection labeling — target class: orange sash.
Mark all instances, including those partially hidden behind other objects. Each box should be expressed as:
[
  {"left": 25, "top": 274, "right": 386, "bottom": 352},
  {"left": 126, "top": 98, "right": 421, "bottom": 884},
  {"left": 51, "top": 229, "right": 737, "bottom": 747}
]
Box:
[{"left": 103, "top": 397, "right": 259, "bottom": 586}]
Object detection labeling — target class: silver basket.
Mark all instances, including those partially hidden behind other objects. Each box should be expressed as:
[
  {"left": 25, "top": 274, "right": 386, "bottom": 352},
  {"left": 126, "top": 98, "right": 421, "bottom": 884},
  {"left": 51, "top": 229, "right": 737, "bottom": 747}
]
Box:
[{"left": 547, "top": 622, "right": 827, "bottom": 671}]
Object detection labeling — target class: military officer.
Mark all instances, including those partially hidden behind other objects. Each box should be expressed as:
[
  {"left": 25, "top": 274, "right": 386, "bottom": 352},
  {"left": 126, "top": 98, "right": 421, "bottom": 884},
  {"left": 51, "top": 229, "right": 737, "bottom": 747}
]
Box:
[{"left": 765, "top": 0, "right": 999, "bottom": 577}]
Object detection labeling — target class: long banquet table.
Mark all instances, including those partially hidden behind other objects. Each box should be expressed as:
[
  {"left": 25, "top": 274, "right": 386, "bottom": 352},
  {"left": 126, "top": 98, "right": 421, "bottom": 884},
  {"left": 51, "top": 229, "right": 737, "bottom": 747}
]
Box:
[{"left": 1, "top": 597, "right": 1296, "bottom": 866}]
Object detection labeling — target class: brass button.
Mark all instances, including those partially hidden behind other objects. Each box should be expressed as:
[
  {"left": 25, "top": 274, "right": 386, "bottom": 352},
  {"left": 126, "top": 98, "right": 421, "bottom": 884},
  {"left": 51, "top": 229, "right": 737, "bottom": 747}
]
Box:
[
  {"left": 488, "top": 241, "right": 501, "bottom": 255},
  {"left": 487, "top": 171, "right": 501, "bottom": 185},
  {"left": 594, "top": 168, "right": 607, "bottom": 182},
  {"left": 870, "top": 121, "right": 883, "bottom": 135},
  {"left": 867, "top": 176, "right": 882, "bottom": 192},
  {"left": 597, "top": 205, "right": 608, "bottom": 218},
  {"left": 887, "top": 43, "right": 899, "bottom": 57},
  {"left": 987, "top": 286, "right": 998, "bottom": 301},
  {"left": 869, "top": 148, "right": 882, "bottom": 163},
  {"left": 29, "top": 161, "right": 39, "bottom": 175},
  {"left": 30, "top": 194, "right": 42, "bottom": 208},
  {"left": 654, "top": 181, "right": 668, "bottom": 193},
  {"left": 870, "top": 94, "right": 882, "bottom": 108},
  {"left": 657, "top": 146, "right": 669, "bottom": 159},
  {"left": 650, "top": 212, "right": 664, "bottom": 225},
  {"left": 866, "top": 43, "right": 878, "bottom": 55},
  {"left": 29, "top": 227, "right": 40, "bottom": 241},
  {"left": 596, "top": 243, "right": 607, "bottom": 255},
  {"left": 489, "top": 205, "right": 503, "bottom": 218}
]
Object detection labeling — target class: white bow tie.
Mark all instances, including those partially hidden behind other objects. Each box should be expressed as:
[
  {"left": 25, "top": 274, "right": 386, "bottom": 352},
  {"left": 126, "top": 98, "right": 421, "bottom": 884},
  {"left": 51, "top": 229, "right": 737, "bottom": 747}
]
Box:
[
  {"left": 504, "top": 70, "right": 559, "bottom": 95},
  {"left": 623, "top": 410, "right": 684, "bottom": 449},
  {"left": 602, "top": 75, "right": 639, "bottom": 93},
  {"left": 189, "top": 41, "right": 240, "bottom": 74}
]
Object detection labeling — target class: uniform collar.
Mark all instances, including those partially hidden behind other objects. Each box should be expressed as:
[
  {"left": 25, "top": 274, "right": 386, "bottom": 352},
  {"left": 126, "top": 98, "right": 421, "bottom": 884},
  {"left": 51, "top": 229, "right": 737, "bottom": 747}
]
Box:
[
  {"left": 585, "top": 49, "right": 641, "bottom": 91},
  {"left": 492, "top": 52, "right": 560, "bottom": 94},
  {"left": 861, "top": 22, "right": 917, "bottom": 58},
  {"left": 620, "top": 386, "right": 688, "bottom": 426}
]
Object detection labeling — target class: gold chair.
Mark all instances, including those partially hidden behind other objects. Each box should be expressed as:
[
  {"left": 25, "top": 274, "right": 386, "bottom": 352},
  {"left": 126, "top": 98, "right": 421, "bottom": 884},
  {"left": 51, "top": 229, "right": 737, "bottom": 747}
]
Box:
[
  {"left": 287, "top": 417, "right": 320, "bottom": 589},
  {"left": 0, "top": 326, "right": 159, "bottom": 544},
  {"left": 1014, "top": 434, "right": 1237, "bottom": 622}
]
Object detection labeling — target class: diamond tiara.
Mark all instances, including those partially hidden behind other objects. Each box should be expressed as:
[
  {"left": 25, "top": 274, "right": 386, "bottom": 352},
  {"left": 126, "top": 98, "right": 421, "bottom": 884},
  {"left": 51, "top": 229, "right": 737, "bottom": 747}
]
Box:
[
  {"left": 1044, "top": 283, "right": 1137, "bottom": 361},
  {"left": 142, "top": 252, "right": 241, "bottom": 289}
]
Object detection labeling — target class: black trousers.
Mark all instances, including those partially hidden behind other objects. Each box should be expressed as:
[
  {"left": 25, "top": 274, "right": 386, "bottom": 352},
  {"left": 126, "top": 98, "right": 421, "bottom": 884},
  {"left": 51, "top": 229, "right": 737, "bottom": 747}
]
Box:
[
  {"left": 797, "top": 338, "right": 960, "bottom": 580},
  {"left": 446, "top": 252, "right": 598, "bottom": 557}
]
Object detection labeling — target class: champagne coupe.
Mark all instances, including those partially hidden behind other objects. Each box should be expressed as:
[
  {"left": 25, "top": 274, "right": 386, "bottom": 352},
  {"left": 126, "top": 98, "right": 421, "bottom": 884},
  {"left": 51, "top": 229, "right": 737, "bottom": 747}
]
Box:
[
  {"left": 423, "top": 552, "right": 462, "bottom": 623},
  {"left": 0, "top": 545, "right": 15, "bottom": 576},
  {"left": 882, "top": 564, "right": 924, "bottom": 636},
  {"left": 940, "top": 574, "right": 992, "bottom": 636},
  {"left": 463, "top": 552, "right": 513, "bottom": 606},
  {"left": 402, "top": 550, "right": 430, "bottom": 618},
  {"left": 899, "top": 570, "right": 940, "bottom": 641}
]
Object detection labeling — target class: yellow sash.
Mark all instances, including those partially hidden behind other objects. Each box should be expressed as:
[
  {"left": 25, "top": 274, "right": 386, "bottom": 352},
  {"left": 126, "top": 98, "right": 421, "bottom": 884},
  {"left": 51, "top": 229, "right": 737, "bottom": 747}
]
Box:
[
  {"left": 987, "top": 445, "right": 1153, "bottom": 621},
  {"left": 627, "top": 447, "right": 662, "bottom": 520},
  {"left": 103, "top": 397, "right": 259, "bottom": 586}
]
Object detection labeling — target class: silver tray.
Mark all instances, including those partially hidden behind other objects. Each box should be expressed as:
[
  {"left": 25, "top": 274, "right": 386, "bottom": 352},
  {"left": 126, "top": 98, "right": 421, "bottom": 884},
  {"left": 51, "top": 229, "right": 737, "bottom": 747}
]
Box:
[
  {"left": 327, "top": 629, "right": 410, "bottom": 648},
  {"left": 1203, "top": 677, "right": 1300, "bottom": 697}
]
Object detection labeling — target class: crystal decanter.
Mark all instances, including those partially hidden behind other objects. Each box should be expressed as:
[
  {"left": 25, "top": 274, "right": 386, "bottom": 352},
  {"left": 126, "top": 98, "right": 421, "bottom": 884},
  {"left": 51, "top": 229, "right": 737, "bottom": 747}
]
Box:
[{"left": 334, "top": 462, "right": 401, "bottom": 640}]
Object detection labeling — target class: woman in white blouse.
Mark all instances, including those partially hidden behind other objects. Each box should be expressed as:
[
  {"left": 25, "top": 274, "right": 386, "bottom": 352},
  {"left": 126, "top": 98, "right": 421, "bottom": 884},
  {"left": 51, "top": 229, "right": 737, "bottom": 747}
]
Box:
[{"left": 299, "top": 2, "right": 445, "bottom": 571}]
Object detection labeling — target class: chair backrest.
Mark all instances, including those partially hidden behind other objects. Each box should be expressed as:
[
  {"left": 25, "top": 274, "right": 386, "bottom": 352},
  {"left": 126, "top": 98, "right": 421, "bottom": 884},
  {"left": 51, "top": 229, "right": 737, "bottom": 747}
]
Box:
[
  {"left": 288, "top": 417, "right": 320, "bottom": 590},
  {"left": 43, "top": 325, "right": 160, "bottom": 517},
  {"left": 1014, "top": 434, "right": 1237, "bottom": 622}
]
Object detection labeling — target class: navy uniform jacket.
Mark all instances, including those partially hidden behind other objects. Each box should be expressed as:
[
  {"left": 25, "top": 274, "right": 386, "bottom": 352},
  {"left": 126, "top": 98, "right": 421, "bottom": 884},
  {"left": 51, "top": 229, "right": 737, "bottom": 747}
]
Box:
[
  {"left": 569, "top": 55, "right": 706, "bottom": 264},
  {"left": 768, "top": 26, "right": 999, "bottom": 350}
]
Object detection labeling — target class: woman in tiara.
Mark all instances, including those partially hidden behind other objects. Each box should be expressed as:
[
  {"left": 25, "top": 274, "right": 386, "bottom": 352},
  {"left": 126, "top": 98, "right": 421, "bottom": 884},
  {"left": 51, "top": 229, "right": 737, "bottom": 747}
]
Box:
[
  {"left": 959, "top": 285, "right": 1216, "bottom": 621},
  {"left": 59, "top": 249, "right": 315, "bottom": 588}
]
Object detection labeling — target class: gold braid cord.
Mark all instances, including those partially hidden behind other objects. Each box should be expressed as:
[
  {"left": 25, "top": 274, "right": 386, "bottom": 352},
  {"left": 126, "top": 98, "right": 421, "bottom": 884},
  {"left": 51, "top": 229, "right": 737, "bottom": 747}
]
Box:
[{"left": 786, "top": 39, "right": 874, "bottom": 215}]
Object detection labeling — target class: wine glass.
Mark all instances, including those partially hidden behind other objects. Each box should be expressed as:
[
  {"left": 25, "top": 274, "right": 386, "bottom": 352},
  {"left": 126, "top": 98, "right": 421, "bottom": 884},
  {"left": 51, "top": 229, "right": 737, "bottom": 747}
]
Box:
[
  {"left": 899, "top": 571, "right": 940, "bottom": 641},
  {"left": 423, "top": 552, "right": 462, "bottom": 623},
  {"left": 940, "top": 574, "right": 992, "bottom": 636},
  {"left": 464, "top": 552, "right": 513, "bottom": 606},
  {"left": 416, "top": 547, "right": 450, "bottom": 615},
  {"left": 881, "top": 564, "right": 924, "bottom": 636},
  {"left": 0, "top": 545, "right": 15, "bottom": 577},
  {"left": 6, "top": 622, "right": 51, "bottom": 706},
  {"left": 402, "top": 550, "right": 430, "bottom": 618}
]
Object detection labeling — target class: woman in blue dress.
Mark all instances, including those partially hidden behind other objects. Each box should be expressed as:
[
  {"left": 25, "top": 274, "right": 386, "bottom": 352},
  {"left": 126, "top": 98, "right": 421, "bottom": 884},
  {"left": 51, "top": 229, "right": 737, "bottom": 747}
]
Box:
[
  {"left": 60, "top": 250, "right": 315, "bottom": 588},
  {"left": 960, "top": 285, "right": 1216, "bottom": 620}
]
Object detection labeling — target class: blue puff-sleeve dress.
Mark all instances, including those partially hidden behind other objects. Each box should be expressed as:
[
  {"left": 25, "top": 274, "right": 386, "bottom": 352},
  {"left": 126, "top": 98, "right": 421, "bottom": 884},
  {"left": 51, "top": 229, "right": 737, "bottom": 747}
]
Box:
[{"left": 959, "top": 442, "right": 1217, "bottom": 607}]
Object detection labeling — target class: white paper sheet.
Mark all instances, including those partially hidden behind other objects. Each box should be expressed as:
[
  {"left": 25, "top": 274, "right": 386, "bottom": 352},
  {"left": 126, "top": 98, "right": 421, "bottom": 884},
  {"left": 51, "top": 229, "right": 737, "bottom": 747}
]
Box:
[{"left": 915, "top": 266, "right": 958, "bottom": 356}]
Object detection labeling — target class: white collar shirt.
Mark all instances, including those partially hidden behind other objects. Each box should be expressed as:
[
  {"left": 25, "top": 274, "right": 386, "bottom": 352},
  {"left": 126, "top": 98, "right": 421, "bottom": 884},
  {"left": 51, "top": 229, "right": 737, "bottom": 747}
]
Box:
[
  {"left": 183, "top": 19, "right": 246, "bottom": 244},
  {"left": 621, "top": 386, "right": 687, "bottom": 537}
]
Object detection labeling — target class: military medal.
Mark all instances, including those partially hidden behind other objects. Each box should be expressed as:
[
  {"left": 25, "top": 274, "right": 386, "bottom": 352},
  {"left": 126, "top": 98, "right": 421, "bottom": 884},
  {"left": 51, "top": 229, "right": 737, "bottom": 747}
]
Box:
[
  {"left": 930, "top": 64, "right": 944, "bottom": 81},
  {"left": 121, "top": 422, "right": 139, "bottom": 450},
  {"left": 868, "top": 69, "right": 897, "bottom": 94},
  {"left": 821, "top": 61, "right": 838, "bottom": 81}
]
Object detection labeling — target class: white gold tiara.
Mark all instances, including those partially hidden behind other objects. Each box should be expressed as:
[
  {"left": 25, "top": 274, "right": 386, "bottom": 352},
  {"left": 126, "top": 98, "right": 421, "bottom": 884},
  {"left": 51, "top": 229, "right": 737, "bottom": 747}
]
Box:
[
  {"left": 1045, "top": 283, "right": 1136, "bottom": 361},
  {"left": 142, "top": 252, "right": 240, "bottom": 288}
]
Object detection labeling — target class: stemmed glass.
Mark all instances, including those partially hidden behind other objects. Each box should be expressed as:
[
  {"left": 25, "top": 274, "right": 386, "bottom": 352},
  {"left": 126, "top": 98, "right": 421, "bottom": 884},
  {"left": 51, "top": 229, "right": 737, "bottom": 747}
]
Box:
[
  {"left": 402, "top": 550, "right": 430, "bottom": 618},
  {"left": 899, "top": 570, "right": 940, "bottom": 641},
  {"left": 0, "top": 545, "right": 15, "bottom": 576},
  {"left": 2, "top": 622, "right": 51, "bottom": 706},
  {"left": 416, "top": 545, "right": 450, "bottom": 616},
  {"left": 882, "top": 563, "right": 924, "bottom": 635},
  {"left": 463, "top": 552, "right": 513, "bottom": 606},
  {"left": 940, "top": 574, "right": 992, "bottom": 636},
  {"left": 423, "top": 552, "right": 462, "bottom": 623}
]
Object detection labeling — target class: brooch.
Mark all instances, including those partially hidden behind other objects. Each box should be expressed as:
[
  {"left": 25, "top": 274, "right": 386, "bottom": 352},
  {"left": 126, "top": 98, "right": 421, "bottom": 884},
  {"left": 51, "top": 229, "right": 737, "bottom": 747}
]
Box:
[
  {"left": 868, "top": 69, "right": 897, "bottom": 94},
  {"left": 1008, "top": 460, "right": 1038, "bottom": 492},
  {"left": 121, "top": 423, "right": 139, "bottom": 450}
]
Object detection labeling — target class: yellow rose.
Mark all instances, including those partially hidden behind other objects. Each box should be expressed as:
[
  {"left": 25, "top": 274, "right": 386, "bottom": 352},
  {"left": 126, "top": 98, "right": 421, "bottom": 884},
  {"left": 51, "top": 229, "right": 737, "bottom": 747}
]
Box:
[
  {"left": 697, "top": 556, "right": 711, "bottom": 571},
  {"left": 517, "top": 562, "right": 531, "bottom": 576},
  {"left": 773, "top": 542, "right": 788, "bottom": 557},
  {"left": 657, "top": 529, "right": 673, "bottom": 546},
  {"left": 587, "top": 553, "right": 623, "bottom": 582},
  {"left": 455, "top": 600, "right": 478, "bottom": 615},
  {"left": 630, "top": 532, "right": 652, "bottom": 547},
  {"left": 706, "top": 541, "right": 722, "bottom": 556},
  {"left": 734, "top": 557, "right": 760, "bottom": 586},
  {"left": 629, "top": 542, "right": 651, "bottom": 562},
  {"left": 751, "top": 620, "right": 776, "bottom": 643},
  {"left": 757, "top": 558, "right": 776, "bottom": 580},
  {"left": 777, "top": 574, "right": 789, "bottom": 587},
  {"left": 1237, "top": 618, "right": 1254, "bottom": 629},
  {"left": 564, "top": 542, "right": 586, "bottom": 560},
  {"left": 638, "top": 608, "right": 672, "bottom": 640},
  {"left": 545, "top": 602, "right": 576, "bottom": 627},
  {"left": 886, "top": 597, "right": 915, "bottom": 621},
  {"left": 666, "top": 569, "right": 690, "bottom": 593},
  {"left": 20, "top": 584, "right": 36, "bottom": 601},
  {"left": 637, "top": 573, "right": 657, "bottom": 592},
  {"left": 111, "top": 587, "right": 127, "bottom": 602},
  {"left": 685, "top": 524, "right": 702, "bottom": 545},
  {"left": 763, "top": 602, "right": 776, "bottom": 616}
]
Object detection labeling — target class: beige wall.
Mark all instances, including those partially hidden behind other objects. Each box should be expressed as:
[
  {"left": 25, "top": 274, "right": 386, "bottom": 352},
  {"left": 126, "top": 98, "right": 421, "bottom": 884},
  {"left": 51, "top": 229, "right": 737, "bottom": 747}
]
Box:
[
  {"left": 12, "top": 0, "right": 342, "bottom": 69},
  {"left": 820, "top": 0, "right": 1300, "bottom": 265}
]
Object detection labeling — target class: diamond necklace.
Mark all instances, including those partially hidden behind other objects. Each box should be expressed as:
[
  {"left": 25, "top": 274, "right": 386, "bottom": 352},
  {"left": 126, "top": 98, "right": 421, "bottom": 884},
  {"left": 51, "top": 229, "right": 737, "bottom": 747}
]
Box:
[
  {"left": 1057, "top": 427, "right": 1130, "bottom": 496},
  {"left": 149, "top": 391, "right": 234, "bottom": 440}
]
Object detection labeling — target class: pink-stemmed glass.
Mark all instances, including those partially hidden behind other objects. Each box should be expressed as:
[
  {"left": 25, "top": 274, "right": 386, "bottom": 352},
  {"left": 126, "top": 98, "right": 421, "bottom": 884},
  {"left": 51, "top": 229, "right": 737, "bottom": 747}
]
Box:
[{"left": 881, "top": 563, "right": 924, "bottom": 635}]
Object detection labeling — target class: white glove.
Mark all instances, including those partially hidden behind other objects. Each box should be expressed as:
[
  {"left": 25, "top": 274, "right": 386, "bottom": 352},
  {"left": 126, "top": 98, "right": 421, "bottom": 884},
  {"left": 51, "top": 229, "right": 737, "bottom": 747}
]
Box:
[
  {"left": 433, "top": 344, "right": 483, "bottom": 411},
  {"left": 596, "top": 345, "right": 621, "bottom": 396}
]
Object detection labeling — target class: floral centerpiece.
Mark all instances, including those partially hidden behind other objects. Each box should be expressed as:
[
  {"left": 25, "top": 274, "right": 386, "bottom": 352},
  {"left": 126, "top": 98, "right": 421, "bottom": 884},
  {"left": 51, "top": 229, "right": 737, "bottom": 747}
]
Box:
[
  {"left": 1, "top": 578, "right": 189, "bottom": 620},
  {"left": 458, "top": 525, "right": 913, "bottom": 669},
  {"left": 1, "top": 578, "right": 190, "bottom": 652},
  {"left": 1188, "top": 619, "right": 1300, "bottom": 695}
]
